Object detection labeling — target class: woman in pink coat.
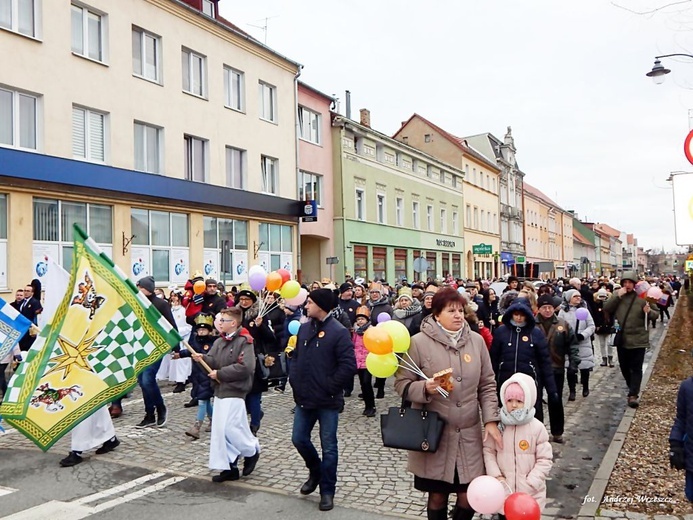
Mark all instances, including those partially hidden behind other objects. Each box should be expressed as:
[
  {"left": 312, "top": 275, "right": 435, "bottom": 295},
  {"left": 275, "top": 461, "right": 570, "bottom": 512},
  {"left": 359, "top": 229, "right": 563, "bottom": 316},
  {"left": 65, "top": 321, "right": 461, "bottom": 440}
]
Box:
[
  {"left": 483, "top": 372, "right": 553, "bottom": 515},
  {"left": 352, "top": 306, "right": 375, "bottom": 417}
]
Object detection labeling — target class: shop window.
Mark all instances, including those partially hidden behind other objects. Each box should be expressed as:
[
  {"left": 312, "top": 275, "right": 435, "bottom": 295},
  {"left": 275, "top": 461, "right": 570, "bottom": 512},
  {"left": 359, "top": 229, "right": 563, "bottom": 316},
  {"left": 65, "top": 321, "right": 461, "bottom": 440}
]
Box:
[
  {"left": 203, "top": 216, "right": 248, "bottom": 283},
  {"left": 258, "top": 223, "right": 293, "bottom": 272},
  {"left": 372, "top": 247, "right": 386, "bottom": 281},
  {"left": 353, "top": 245, "right": 367, "bottom": 280},
  {"left": 442, "top": 254, "right": 450, "bottom": 278},
  {"left": 130, "top": 208, "right": 188, "bottom": 283},
  {"left": 394, "top": 248, "right": 407, "bottom": 282},
  {"left": 426, "top": 252, "right": 437, "bottom": 278},
  {"left": 452, "top": 253, "right": 461, "bottom": 279}
]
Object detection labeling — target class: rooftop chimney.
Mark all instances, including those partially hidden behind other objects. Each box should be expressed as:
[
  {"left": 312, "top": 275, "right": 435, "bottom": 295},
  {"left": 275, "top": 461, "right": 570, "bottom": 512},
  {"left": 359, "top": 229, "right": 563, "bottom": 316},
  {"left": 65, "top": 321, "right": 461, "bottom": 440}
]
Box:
[
  {"left": 360, "top": 108, "right": 371, "bottom": 128},
  {"left": 345, "top": 90, "right": 351, "bottom": 119}
]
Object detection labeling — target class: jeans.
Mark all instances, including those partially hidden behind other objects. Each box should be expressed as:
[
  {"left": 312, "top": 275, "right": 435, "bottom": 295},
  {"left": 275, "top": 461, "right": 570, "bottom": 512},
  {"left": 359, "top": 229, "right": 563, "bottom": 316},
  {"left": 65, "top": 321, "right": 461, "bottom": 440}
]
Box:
[
  {"left": 196, "top": 399, "right": 213, "bottom": 422},
  {"left": 137, "top": 358, "right": 164, "bottom": 416},
  {"left": 595, "top": 334, "right": 613, "bottom": 359},
  {"left": 686, "top": 470, "right": 693, "bottom": 502},
  {"left": 245, "top": 392, "right": 263, "bottom": 428},
  {"left": 292, "top": 406, "right": 340, "bottom": 495},
  {"left": 616, "top": 345, "right": 646, "bottom": 397},
  {"left": 357, "top": 369, "right": 375, "bottom": 409}
]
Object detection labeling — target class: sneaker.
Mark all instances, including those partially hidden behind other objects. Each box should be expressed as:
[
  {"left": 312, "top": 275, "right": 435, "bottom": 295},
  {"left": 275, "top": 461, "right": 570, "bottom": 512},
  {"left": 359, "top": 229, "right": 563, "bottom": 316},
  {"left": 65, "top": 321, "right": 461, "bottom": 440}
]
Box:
[
  {"left": 212, "top": 467, "right": 239, "bottom": 483},
  {"left": 156, "top": 406, "right": 167, "bottom": 428},
  {"left": 364, "top": 408, "right": 376, "bottom": 417},
  {"left": 551, "top": 435, "right": 564, "bottom": 444},
  {"left": 95, "top": 437, "right": 120, "bottom": 455},
  {"left": 109, "top": 405, "right": 122, "bottom": 418},
  {"left": 183, "top": 399, "right": 199, "bottom": 408},
  {"left": 135, "top": 415, "right": 156, "bottom": 428},
  {"left": 172, "top": 383, "right": 186, "bottom": 393},
  {"left": 60, "top": 451, "right": 83, "bottom": 467},
  {"left": 627, "top": 396, "right": 640, "bottom": 408}
]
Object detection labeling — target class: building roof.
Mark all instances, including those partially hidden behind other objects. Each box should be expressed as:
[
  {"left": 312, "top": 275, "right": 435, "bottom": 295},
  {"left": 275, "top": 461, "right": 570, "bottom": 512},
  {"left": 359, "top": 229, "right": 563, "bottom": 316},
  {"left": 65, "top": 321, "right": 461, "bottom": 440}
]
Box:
[
  {"left": 573, "top": 228, "right": 593, "bottom": 246},
  {"left": 394, "top": 114, "right": 500, "bottom": 171},
  {"left": 593, "top": 223, "right": 621, "bottom": 238},
  {"left": 298, "top": 81, "right": 336, "bottom": 103},
  {"left": 523, "top": 182, "right": 562, "bottom": 210},
  {"left": 627, "top": 233, "right": 634, "bottom": 246}
]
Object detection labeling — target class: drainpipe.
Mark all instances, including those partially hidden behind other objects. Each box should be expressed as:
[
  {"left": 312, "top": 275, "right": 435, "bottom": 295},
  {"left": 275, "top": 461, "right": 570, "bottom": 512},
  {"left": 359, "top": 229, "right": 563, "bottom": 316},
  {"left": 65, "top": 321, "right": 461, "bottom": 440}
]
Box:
[{"left": 294, "top": 65, "right": 303, "bottom": 283}]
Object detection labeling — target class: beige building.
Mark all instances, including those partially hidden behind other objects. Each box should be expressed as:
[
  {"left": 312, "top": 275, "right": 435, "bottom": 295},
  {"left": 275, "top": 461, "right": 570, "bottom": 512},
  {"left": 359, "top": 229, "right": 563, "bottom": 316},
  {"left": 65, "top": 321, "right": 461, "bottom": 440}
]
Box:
[
  {"left": 394, "top": 114, "right": 501, "bottom": 279},
  {"left": 0, "top": 0, "right": 302, "bottom": 296}
]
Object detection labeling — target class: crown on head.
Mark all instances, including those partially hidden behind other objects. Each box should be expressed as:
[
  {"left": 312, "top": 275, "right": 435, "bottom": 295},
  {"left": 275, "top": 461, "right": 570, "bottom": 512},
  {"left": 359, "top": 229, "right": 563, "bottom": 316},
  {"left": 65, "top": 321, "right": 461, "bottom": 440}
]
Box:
[{"left": 194, "top": 314, "right": 214, "bottom": 327}]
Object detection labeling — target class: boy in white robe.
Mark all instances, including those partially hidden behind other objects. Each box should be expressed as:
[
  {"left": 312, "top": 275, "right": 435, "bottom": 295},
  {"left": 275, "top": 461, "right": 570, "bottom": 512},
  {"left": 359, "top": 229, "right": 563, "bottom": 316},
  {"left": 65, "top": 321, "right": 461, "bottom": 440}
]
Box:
[{"left": 60, "top": 406, "right": 119, "bottom": 467}]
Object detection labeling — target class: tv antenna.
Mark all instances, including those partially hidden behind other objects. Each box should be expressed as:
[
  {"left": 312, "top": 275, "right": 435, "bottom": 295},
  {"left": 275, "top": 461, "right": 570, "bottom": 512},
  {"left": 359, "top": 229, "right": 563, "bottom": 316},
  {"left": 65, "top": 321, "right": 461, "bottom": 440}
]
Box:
[{"left": 247, "top": 16, "right": 279, "bottom": 45}]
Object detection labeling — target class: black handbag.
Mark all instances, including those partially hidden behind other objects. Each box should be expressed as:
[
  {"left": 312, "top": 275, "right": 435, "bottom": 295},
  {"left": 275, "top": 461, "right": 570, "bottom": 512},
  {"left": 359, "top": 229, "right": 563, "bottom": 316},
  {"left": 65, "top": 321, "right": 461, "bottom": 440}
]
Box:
[{"left": 380, "top": 382, "right": 445, "bottom": 453}]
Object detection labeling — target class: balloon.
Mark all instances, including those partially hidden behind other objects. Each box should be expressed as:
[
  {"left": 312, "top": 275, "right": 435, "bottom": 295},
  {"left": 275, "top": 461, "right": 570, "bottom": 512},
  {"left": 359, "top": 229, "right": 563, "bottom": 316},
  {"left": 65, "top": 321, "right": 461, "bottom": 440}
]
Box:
[
  {"left": 365, "top": 352, "right": 398, "bottom": 378},
  {"left": 634, "top": 280, "right": 650, "bottom": 296},
  {"left": 285, "top": 288, "right": 308, "bottom": 306},
  {"left": 214, "top": 313, "right": 223, "bottom": 333},
  {"left": 277, "top": 268, "right": 291, "bottom": 285},
  {"left": 575, "top": 308, "right": 589, "bottom": 321},
  {"left": 266, "top": 271, "right": 283, "bottom": 292},
  {"left": 378, "top": 320, "right": 410, "bottom": 353},
  {"left": 377, "top": 313, "right": 391, "bottom": 323},
  {"left": 249, "top": 265, "right": 266, "bottom": 276},
  {"left": 193, "top": 280, "right": 205, "bottom": 295},
  {"left": 457, "top": 287, "right": 466, "bottom": 295},
  {"left": 248, "top": 271, "right": 266, "bottom": 291},
  {"left": 504, "top": 492, "right": 541, "bottom": 520},
  {"left": 280, "top": 280, "right": 301, "bottom": 300},
  {"left": 647, "top": 286, "right": 663, "bottom": 300},
  {"left": 288, "top": 320, "right": 301, "bottom": 335},
  {"left": 466, "top": 475, "right": 506, "bottom": 515},
  {"left": 363, "top": 326, "right": 393, "bottom": 355}
]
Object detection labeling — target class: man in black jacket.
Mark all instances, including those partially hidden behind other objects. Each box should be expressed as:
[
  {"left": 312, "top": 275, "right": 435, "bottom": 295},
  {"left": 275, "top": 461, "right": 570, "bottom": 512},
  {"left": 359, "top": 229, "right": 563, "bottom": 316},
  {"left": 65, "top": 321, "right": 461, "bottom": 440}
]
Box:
[{"left": 290, "top": 288, "right": 356, "bottom": 512}]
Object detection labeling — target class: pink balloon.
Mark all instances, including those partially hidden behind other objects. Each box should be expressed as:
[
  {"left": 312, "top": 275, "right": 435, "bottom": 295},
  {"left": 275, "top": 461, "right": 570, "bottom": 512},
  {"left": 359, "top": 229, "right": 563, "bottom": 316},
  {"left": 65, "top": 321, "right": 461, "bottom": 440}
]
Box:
[
  {"left": 377, "top": 313, "right": 391, "bottom": 323},
  {"left": 647, "top": 286, "right": 663, "bottom": 300},
  {"left": 575, "top": 308, "right": 589, "bottom": 321},
  {"left": 285, "top": 288, "right": 308, "bottom": 306},
  {"left": 248, "top": 271, "right": 266, "bottom": 291},
  {"left": 467, "top": 475, "right": 506, "bottom": 515}
]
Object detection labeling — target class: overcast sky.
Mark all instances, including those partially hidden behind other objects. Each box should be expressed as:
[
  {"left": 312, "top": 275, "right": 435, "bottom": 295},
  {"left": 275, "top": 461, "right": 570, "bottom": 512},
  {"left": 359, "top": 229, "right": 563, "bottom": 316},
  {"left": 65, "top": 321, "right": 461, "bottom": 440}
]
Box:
[{"left": 221, "top": 0, "right": 693, "bottom": 252}]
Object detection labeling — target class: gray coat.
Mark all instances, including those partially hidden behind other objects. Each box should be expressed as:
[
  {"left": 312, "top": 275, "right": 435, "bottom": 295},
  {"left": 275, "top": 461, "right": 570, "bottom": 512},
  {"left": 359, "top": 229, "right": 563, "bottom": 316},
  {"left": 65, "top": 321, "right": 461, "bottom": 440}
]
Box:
[
  {"left": 558, "top": 305, "right": 596, "bottom": 370},
  {"left": 200, "top": 330, "right": 256, "bottom": 399}
]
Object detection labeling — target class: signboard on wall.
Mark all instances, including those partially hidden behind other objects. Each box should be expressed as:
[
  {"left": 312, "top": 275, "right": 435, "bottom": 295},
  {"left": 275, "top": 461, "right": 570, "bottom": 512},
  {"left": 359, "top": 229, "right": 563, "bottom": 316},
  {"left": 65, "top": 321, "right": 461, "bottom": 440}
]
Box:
[
  {"left": 203, "top": 249, "right": 218, "bottom": 279},
  {"left": 257, "top": 253, "right": 270, "bottom": 273},
  {"left": 233, "top": 251, "right": 248, "bottom": 283},
  {"left": 170, "top": 248, "right": 189, "bottom": 284},
  {"left": 280, "top": 253, "right": 293, "bottom": 274},
  {"left": 32, "top": 243, "right": 60, "bottom": 279},
  {"left": 130, "top": 247, "right": 150, "bottom": 281}
]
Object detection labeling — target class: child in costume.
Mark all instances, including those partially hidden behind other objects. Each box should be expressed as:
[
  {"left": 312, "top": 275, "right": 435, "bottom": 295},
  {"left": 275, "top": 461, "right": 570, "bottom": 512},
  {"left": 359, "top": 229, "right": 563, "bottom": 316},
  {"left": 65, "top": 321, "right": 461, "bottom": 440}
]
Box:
[{"left": 352, "top": 306, "right": 376, "bottom": 417}]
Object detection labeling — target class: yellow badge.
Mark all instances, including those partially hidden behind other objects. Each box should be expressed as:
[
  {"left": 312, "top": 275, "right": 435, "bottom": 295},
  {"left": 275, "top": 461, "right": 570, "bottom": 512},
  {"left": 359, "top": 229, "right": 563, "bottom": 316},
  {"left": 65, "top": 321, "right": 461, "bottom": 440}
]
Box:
[
  {"left": 522, "top": 336, "right": 529, "bottom": 342},
  {"left": 464, "top": 353, "right": 472, "bottom": 363},
  {"left": 557, "top": 325, "right": 564, "bottom": 332},
  {"left": 519, "top": 440, "right": 529, "bottom": 451},
  {"left": 318, "top": 331, "right": 325, "bottom": 338}
]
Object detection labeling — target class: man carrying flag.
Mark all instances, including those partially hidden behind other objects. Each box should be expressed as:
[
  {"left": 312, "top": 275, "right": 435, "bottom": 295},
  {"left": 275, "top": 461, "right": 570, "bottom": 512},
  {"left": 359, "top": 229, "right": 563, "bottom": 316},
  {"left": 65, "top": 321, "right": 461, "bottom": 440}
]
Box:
[{"left": 0, "top": 298, "right": 32, "bottom": 402}]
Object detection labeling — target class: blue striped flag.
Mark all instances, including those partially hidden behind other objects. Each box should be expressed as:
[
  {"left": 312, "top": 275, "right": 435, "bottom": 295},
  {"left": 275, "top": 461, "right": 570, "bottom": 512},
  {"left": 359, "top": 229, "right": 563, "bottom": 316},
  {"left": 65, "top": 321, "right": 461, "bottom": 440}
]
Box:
[{"left": 0, "top": 299, "right": 31, "bottom": 361}]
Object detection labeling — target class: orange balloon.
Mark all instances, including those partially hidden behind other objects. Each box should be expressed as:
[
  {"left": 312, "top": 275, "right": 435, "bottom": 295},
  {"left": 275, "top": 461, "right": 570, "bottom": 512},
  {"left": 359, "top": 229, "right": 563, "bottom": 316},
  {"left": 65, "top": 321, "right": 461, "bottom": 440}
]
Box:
[
  {"left": 363, "top": 326, "right": 393, "bottom": 355},
  {"left": 193, "top": 280, "right": 205, "bottom": 295},
  {"left": 266, "top": 271, "right": 283, "bottom": 292}
]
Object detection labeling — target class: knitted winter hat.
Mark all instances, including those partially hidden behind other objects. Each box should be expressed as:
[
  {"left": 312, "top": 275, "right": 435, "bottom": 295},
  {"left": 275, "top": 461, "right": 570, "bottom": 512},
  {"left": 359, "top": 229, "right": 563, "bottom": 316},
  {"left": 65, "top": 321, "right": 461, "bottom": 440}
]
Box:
[
  {"left": 309, "top": 288, "right": 336, "bottom": 313},
  {"left": 397, "top": 287, "right": 413, "bottom": 302},
  {"left": 563, "top": 289, "right": 579, "bottom": 303},
  {"left": 504, "top": 382, "right": 525, "bottom": 403},
  {"left": 537, "top": 294, "right": 555, "bottom": 308}
]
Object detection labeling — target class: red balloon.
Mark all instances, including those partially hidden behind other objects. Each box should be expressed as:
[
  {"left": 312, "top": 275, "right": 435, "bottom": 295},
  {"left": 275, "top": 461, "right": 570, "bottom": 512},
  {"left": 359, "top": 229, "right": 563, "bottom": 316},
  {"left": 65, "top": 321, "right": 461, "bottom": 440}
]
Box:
[
  {"left": 277, "top": 268, "right": 291, "bottom": 285},
  {"left": 504, "top": 493, "right": 541, "bottom": 520}
]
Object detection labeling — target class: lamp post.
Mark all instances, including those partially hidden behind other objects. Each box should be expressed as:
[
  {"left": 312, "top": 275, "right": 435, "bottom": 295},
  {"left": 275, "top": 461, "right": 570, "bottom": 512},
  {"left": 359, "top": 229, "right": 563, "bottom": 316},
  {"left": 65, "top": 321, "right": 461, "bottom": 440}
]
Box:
[{"left": 646, "top": 54, "right": 693, "bottom": 84}]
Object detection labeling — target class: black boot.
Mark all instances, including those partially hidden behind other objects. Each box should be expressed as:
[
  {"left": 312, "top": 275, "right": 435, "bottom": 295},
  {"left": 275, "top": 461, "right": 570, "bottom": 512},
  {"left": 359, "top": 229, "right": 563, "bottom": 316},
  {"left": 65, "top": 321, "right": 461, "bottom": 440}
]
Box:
[
  {"left": 581, "top": 369, "right": 590, "bottom": 397},
  {"left": 300, "top": 470, "right": 321, "bottom": 495},
  {"left": 568, "top": 389, "right": 576, "bottom": 401},
  {"left": 608, "top": 356, "right": 615, "bottom": 368},
  {"left": 426, "top": 508, "right": 447, "bottom": 520},
  {"left": 452, "top": 506, "right": 476, "bottom": 520},
  {"left": 600, "top": 357, "right": 608, "bottom": 367}
]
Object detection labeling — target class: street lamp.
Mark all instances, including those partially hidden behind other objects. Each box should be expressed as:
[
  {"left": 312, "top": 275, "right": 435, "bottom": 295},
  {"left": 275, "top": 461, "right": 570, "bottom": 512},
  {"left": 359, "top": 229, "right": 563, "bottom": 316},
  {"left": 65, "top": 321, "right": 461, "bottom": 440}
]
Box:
[{"left": 646, "top": 54, "right": 693, "bottom": 84}]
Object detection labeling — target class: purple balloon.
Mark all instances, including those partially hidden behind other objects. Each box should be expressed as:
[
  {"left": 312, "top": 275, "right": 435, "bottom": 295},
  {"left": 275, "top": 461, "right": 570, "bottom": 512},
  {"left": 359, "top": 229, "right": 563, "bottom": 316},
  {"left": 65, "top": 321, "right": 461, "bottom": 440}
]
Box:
[
  {"left": 575, "top": 308, "right": 589, "bottom": 321},
  {"left": 377, "top": 313, "right": 391, "bottom": 323},
  {"left": 248, "top": 271, "right": 266, "bottom": 291}
]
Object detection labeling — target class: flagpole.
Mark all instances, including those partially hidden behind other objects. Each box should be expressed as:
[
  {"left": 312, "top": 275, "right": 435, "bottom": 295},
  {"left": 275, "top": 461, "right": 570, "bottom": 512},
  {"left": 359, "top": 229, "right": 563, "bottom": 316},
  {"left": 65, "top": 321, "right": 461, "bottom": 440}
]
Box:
[{"left": 182, "top": 340, "right": 213, "bottom": 374}]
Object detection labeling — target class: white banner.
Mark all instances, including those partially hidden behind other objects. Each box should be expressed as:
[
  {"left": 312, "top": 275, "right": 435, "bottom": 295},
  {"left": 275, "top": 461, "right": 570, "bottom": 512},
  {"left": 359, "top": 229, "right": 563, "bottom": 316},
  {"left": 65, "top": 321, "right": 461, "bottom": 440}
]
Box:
[
  {"left": 37, "top": 256, "right": 70, "bottom": 328},
  {"left": 32, "top": 243, "right": 60, "bottom": 279},
  {"left": 0, "top": 241, "right": 6, "bottom": 290},
  {"left": 203, "top": 249, "right": 218, "bottom": 279},
  {"left": 233, "top": 251, "right": 248, "bottom": 283},
  {"left": 170, "top": 248, "right": 189, "bottom": 284},
  {"left": 257, "top": 253, "right": 270, "bottom": 273},
  {"left": 280, "top": 253, "right": 293, "bottom": 276},
  {"left": 673, "top": 172, "right": 693, "bottom": 245},
  {"left": 130, "top": 247, "right": 150, "bottom": 281}
]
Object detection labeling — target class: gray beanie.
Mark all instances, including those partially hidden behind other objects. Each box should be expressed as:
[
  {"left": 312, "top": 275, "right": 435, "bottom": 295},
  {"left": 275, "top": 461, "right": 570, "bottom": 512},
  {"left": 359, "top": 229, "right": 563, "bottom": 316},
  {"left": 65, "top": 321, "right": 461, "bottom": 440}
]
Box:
[
  {"left": 563, "top": 289, "right": 579, "bottom": 303},
  {"left": 137, "top": 276, "right": 156, "bottom": 293}
]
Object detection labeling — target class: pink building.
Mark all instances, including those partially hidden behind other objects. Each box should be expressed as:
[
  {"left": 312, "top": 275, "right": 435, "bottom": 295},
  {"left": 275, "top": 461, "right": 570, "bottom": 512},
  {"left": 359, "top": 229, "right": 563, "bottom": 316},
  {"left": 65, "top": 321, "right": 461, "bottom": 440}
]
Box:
[{"left": 297, "top": 83, "right": 336, "bottom": 283}]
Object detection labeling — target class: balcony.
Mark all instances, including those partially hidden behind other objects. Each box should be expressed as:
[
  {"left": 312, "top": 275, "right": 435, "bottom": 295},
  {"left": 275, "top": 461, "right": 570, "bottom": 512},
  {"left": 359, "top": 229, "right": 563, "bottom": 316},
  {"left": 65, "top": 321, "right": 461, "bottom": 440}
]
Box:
[{"left": 500, "top": 203, "right": 512, "bottom": 217}]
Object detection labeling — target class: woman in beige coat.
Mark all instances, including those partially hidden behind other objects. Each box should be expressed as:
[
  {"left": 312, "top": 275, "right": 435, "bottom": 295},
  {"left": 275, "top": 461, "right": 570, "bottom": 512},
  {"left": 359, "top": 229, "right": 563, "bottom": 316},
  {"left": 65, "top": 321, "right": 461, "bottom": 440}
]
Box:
[{"left": 394, "top": 288, "right": 502, "bottom": 520}]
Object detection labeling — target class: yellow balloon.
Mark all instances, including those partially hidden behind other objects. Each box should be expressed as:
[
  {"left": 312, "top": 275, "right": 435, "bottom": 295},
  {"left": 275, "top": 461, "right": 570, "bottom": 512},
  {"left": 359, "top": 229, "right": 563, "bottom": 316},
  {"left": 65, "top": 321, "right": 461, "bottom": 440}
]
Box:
[
  {"left": 280, "top": 280, "right": 301, "bottom": 299},
  {"left": 365, "top": 352, "right": 398, "bottom": 378},
  {"left": 378, "top": 320, "right": 411, "bottom": 353}
]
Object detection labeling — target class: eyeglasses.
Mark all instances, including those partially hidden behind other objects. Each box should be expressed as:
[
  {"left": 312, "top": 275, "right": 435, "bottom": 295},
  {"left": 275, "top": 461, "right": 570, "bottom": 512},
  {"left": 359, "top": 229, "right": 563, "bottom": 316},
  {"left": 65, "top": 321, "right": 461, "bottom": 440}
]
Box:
[{"left": 218, "top": 318, "right": 235, "bottom": 323}]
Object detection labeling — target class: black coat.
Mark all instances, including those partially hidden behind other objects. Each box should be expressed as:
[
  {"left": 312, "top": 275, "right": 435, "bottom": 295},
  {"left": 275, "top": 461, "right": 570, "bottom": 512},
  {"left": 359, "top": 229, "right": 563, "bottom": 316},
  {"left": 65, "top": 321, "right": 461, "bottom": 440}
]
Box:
[
  {"left": 180, "top": 330, "right": 215, "bottom": 401},
  {"left": 670, "top": 376, "right": 693, "bottom": 472},
  {"left": 241, "top": 303, "right": 275, "bottom": 393},
  {"left": 290, "top": 315, "right": 357, "bottom": 410}
]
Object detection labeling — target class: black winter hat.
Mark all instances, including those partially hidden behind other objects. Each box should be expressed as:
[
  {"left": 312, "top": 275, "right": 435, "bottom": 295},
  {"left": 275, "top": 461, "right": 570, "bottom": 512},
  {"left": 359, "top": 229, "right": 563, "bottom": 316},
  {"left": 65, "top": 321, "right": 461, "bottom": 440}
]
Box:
[
  {"left": 309, "top": 288, "right": 336, "bottom": 313},
  {"left": 339, "top": 282, "right": 353, "bottom": 294},
  {"left": 537, "top": 294, "right": 555, "bottom": 308}
]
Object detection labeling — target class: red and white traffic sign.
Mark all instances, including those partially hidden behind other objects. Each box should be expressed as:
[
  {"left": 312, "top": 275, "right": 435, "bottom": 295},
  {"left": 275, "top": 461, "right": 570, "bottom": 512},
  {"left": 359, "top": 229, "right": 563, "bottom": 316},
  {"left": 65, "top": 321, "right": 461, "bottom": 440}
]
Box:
[{"left": 685, "top": 129, "right": 693, "bottom": 165}]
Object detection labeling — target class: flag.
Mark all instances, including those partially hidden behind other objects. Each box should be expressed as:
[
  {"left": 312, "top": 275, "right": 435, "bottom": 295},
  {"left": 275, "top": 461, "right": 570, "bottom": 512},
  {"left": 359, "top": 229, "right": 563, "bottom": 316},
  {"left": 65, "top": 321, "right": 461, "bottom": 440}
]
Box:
[
  {"left": 0, "top": 224, "right": 181, "bottom": 451},
  {"left": 0, "top": 299, "right": 32, "bottom": 361},
  {"left": 37, "top": 255, "right": 71, "bottom": 328}
]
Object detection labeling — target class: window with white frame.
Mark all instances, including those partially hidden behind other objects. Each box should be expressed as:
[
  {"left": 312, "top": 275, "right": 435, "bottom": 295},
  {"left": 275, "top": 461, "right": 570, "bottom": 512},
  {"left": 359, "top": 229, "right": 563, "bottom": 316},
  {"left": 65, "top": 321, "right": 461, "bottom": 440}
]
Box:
[
  {"left": 201, "top": 0, "right": 214, "bottom": 16},
  {"left": 480, "top": 172, "right": 484, "bottom": 189},
  {"left": 440, "top": 208, "right": 447, "bottom": 233},
  {"left": 355, "top": 189, "right": 365, "bottom": 221},
  {"left": 259, "top": 81, "right": 276, "bottom": 122},
  {"left": 184, "top": 134, "right": 207, "bottom": 182},
  {"left": 413, "top": 201, "right": 420, "bottom": 229},
  {"left": 34, "top": 198, "right": 113, "bottom": 272},
  {"left": 71, "top": 3, "right": 105, "bottom": 62},
  {"left": 298, "top": 105, "right": 320, "bottom": 144},
  {"left": 473, "top": 207, "right": 479, "bottom": 229},
  {"left": 182, "top": 47, "right": 206, "bottom": 97},
  {"left": 452, "top": 175, "right": 458, "bottom": 188},
  {"left": 224, "top": 66, "right": 244, "bottom": 111},
  {"left": 299, "top": 171, "right": 322, "bottom": 206},
  {"left": 204, "top": 216, "right": 247, "bottom": 280},
  {"left": 0, "top": 193, "right": 6, "bottom": 288},
  {"left": 72, "top": 105, "right": 106, "bottom": 162},
  {"left": 490, "top": 213, "right": 495, "bottom": 233},
  {"left": 131, "top": 208, "right": 189, "bottom": 283},
  {"left": 261, "top": 155, "right": 278, "bottom": 194},
  {"left": 0, "top": 87, "right": 37, "bottom": 150},
  {"left": 225, "top": 146, "right": 245, "bottom": 189},
  {"left": 472, "top": 168, "right": 477, "bottom": 184},
  {"left": 395, "top": 197, "right": 403, "bottom": 226},
  {"left": 466, "top": 204, "right": 471, "bottom": 227},
  {"left": 0, "top": 0, "right": 37, "bottom": 37},
  {"left": 452, "top": 211, "right": 459, "bottom": 235},
  {"left": 377, "top": 194, "right": 386, "bottom": 224},
  {"left": 259, "top": 222, "right": 292, "bottom": 271},
  {"left": 134, "top": 121, "right": 161, "bottom": 174},
  {"left": 493, "top": 177, "right": 497, "bottom": 193},
  {"left": 132, "top": 27, "right": 160, "bottom": 83},
  {"left": 426, "top": 205, "right": 433, "bottom": 231},
  {"left": 480, "top": 210, "right": 486, "bottom": 231}
]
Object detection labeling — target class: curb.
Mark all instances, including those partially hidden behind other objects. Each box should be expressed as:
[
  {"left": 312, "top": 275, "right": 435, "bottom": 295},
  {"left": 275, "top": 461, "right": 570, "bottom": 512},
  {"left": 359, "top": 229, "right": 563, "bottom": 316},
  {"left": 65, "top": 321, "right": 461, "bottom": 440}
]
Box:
[{"left": 576, "top": 304, "right": 674, "bottom": 519}]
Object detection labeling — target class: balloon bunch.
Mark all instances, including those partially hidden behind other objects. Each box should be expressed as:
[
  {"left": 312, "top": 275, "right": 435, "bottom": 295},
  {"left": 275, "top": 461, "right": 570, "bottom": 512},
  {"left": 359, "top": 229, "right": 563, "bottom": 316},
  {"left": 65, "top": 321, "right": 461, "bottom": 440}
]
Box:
[
  {"left": 247, "top": 266, "right": 307, "bottom": 318},
  {"left": 363, "top": 320, "right": 449, "bottom": 398},
  {"left": 467, "top": 476, "right": 540, "bottom": 520}
]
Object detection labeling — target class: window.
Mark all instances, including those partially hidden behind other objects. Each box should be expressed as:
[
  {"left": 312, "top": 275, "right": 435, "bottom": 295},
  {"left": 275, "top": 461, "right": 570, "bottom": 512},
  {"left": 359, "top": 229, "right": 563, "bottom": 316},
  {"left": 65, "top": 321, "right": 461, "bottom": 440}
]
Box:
[
  {"left": 223, "top": 66, "right": 244, "bottom": 111},
  {"left": 259, "top": 223, "right": 292, "bottom": 270},
  {"left": 134, "top": 122, "right": 161, "bottom": 173},
  {"left": 394, "top": 248, "right": 407, "bottom": 282},
  {"left": 377, "top": 194, "right": 386, "bottom": 224},
  {"left": 0, "top": 87, "right": 37, "bottom": 150},
  {"left": 201, "top": 0, "right": 214, "bottom": 16},
  {"left": 72, "top": 105, "right": 105, "bottom": 162},
  {"left": 474, "top": 207, "right": 479, "bottom": 229},
  {"left": 299, "top": 171, "right": 322, "bottom": 206},
  {"left": 491, "top": 213, "right": 495, "bottom": 233},
  {"left": 132, "top": 27, "right": 160, "bottom": 83},
  {"left": 184, "top": 134, "right": 207, "bottom": 182},
  {"left": 493, "top": 178, "right": 497, "bottom": 193},
  {"left": 412, "top": 201, "right": 420, "bottom": 229},
  {"left": 426, "top": 165, "right": 433, "bottom": 179},
  {"left": 480, "top": 172, "right": 484, "bottom": 189},
  {"left": 466, "top": 204, "right": 471, "bottom": 228},
  {"left": 298, "top": 105, "right": 320, "bottom": 144},
  {"left": 440, "top": 209, "right": 447, "bottom": 233},
  {"left": 0, "top": 0, "right": 37, "bottom": 37},
  {"left": 396, "top": 197, "right": 403, "bottom": 226},
  {"left": 426, "top": 205, "right": 433, "bottom": 231},
  {"left": 452, "top": 211, "right": 459, "bottom": 235},
  {"left": 259, "top": 81, "right": 276, "bottom": 122},
  {"left": 131, "top": 209, "right": 189, "bottom": 283},
  {"left": 480, "top": 210, "right": 485, "bottom": 231},
  {"left": 472, "top": 168, "right": 477, "bottom": 184},
  {"left": 203, "top": 216, "right": 247, "bottom": 281},
  {"left": 439, "top": 171, "right": 445, "bottom": 183},
  {"left": 452, "top": 175, "right": 458, "bottom": 188},
  {"left": 71, "top": 3, "right": 104, "bottom": 62},
  {"left": 260, "top": 156, "right": 278, "bottom": 194},
  {"left": 424, "top": 134, "right": 431, "bottom": 143},
  {"left": 34, "top": 199, "right": 112, "bottom": 272},
  {"left": 182, "top": 47, "right": 206, "bottom": 97},
  {"left": 372, "top": 247, "right": 386, "bottom": 281},
  {"left": 355, "top": 189, "right": 365, "bottom": 221},
  {"left": 225, "top": 146, "right": 246, "bottom": 189}
]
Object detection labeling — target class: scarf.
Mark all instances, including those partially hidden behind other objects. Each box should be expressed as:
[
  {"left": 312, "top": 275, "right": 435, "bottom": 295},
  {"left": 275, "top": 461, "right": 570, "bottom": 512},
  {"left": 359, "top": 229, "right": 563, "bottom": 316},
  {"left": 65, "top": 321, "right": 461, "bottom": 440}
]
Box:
[
  {"left": 368, "top": 295, "right": 389, "bottom": 308},
  {"left": 499, "top": 406, "right": 535, "bottom": 430},
  {"left": 355, "top": 322, "right": 370, "bottom": 336},
  {"left": 435, "top": 321, "right": 464, "bottom": 345},
  {"left": 393, "top": 299, "right": 422, "bottom": 319},
  {"left": 509, "top": 319, "right": 525, "bottom": 328}
]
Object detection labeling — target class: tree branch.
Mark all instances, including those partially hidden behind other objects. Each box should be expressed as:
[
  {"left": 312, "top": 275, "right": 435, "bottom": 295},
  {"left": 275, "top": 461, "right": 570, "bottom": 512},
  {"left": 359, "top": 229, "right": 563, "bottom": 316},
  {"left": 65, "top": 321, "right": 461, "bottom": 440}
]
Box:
[{"left": 611, "top": 0, "right": 692, "bottom": 16}]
